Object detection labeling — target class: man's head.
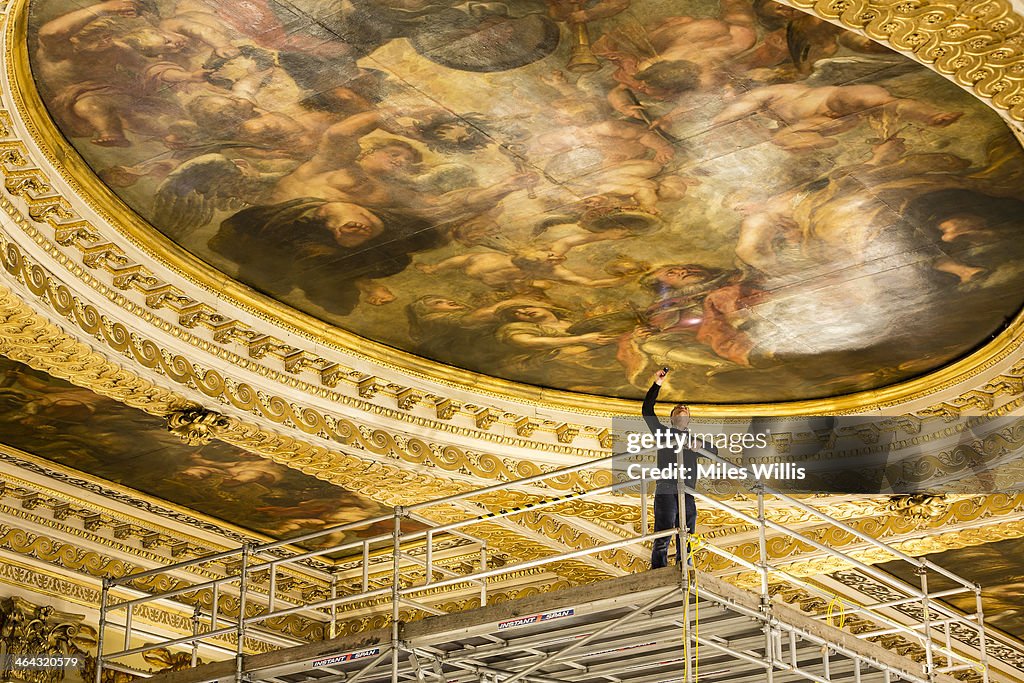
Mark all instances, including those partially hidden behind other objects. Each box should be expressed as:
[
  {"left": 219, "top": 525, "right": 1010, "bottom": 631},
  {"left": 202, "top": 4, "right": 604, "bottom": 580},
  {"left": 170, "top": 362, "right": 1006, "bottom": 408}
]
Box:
[
  {"left": 120, "top": 27, "right": 188, "bottom": 57},
  {"left": 188, "top": 95, "right": 255, "bottom": 132},
  {"left": 670, "top": 404, "right": 691, "bottom": 431},
  {"left": 416, "top": 112, "right": 491, "bottom": 153},
  {"left": 419, "top": 295, "right": 468, "bottom": 312},
  {"left": 634, "top": 59, "right": 702, "bottom": 94}
]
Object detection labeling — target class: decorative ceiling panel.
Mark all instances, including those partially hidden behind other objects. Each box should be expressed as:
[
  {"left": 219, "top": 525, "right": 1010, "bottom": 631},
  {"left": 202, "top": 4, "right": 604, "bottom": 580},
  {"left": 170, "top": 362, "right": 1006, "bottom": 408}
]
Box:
[{"left": 0, "top": 355, "right": 396, "bottom": 544}]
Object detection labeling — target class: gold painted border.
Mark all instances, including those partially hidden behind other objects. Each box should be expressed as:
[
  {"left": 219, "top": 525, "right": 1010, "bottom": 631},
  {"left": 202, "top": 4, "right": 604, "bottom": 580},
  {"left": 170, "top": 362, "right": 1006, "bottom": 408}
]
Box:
[{"left": 6, "top": 0, "right": 1024, "bottom": 417}]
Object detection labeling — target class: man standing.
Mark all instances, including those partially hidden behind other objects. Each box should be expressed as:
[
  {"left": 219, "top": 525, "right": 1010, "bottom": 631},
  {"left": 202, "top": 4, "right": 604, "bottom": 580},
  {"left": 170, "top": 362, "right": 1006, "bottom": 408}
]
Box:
[{"left": 642, "top": 368, "right": 712, "bottom": 568}]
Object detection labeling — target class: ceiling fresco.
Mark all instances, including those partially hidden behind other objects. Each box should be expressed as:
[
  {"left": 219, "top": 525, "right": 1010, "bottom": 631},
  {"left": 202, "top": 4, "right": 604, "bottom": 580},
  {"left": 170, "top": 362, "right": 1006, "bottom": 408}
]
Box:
[
  {"left": 0, "top": 356, "right": 393, "bottom": 545},
  {"left": 25, "top": 0, "right": 1024, "bottom": 403},
  {"left": 879, "top": 535, "right": 1024, "bottom": 643}
]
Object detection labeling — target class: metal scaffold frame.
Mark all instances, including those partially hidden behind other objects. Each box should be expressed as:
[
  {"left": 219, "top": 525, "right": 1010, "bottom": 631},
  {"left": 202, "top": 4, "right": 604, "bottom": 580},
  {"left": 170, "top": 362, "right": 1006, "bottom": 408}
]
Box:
[{"left": 92, "top": 452, "right": 995, "bottom": 683}]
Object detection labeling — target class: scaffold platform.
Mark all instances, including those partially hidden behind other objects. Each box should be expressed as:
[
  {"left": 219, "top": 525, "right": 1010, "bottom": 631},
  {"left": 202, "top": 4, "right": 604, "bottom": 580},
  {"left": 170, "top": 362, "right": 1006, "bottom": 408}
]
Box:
[
  {"left": 91, "top": 451, "right": 1005, "bottom": 683},
  {"left": 137, "top": 567, "right": 969, "bottom": 683}
]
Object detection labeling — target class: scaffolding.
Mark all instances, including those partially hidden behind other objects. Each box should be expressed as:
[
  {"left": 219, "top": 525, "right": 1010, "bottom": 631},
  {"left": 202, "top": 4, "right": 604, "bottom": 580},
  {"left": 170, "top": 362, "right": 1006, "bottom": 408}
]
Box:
[{"left": 93, "top": 453, "right": 996, "bottom": 683}]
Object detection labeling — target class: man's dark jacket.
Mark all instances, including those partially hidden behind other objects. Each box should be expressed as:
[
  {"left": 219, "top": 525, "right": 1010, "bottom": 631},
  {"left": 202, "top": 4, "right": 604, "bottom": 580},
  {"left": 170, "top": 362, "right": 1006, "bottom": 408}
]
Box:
[{"left": 642, "top": 382, "right": 714, "bottom": 493}]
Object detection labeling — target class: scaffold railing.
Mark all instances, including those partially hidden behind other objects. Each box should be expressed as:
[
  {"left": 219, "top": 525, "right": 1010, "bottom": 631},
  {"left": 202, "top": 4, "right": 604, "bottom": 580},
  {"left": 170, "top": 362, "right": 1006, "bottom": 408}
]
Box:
[{"left": 94, "top": 451, "right": 992, "bottom": 683}]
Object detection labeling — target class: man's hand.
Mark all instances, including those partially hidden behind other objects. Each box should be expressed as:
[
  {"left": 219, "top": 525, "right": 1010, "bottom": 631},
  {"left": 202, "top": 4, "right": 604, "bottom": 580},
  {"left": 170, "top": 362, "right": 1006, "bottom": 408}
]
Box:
[{"left": 654, "top": 367, "right": 669, "bottom": 385}]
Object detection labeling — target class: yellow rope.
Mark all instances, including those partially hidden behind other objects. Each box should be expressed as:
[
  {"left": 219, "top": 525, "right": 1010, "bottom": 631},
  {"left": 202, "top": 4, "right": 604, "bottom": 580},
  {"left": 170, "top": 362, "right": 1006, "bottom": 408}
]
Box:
[{"left": 826, "top": 595, "right": 846, "bottom": 630}]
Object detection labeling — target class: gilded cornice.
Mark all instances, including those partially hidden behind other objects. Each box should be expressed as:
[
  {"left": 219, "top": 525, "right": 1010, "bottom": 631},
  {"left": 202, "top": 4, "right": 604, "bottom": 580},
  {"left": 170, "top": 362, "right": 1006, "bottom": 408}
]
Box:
[
  {"left": 4, "top": 251, "right": 1024, "bottom": 584},
  {"left": 4, "top": 229, "right": 1024, "bottom": 512},
  {"left": 706, "top": 494, "right": 1024, "bottom": 580}
]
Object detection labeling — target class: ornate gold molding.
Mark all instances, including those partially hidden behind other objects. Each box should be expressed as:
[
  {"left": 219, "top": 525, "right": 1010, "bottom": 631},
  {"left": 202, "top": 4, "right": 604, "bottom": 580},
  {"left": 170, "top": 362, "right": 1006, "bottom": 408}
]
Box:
[
  {"left": 0, "top": 246, "right": 586, "bottom": 493},
  {"left": 5, "top": 246, "right": 1024, "bottom": 583},
  {"left": 4, "top": 231, "right": 1024, "bottom": 517},
  {"left": 705, "top": 494, "right": 1024, "bottom": 578}
]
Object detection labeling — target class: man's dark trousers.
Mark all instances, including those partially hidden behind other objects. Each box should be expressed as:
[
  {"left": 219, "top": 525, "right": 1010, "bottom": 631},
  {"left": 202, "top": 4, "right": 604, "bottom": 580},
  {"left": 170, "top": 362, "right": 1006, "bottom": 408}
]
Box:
[{"left": 651, "top": 488, "right": 697, "bottom": 569}]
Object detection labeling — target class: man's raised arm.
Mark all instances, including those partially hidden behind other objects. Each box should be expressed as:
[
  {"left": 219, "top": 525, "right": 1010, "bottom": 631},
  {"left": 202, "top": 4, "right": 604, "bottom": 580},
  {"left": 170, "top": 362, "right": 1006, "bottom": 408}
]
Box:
[{"left": 642, "top": 369, "right": 668, "bottom": 433}]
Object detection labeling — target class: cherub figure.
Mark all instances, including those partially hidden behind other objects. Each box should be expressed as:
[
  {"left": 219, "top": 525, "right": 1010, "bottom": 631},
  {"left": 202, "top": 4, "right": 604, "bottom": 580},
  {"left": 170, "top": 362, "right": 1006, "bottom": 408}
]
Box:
[
  {"left": 532, "top": 71, "right": 689, "bottom": 212},
  {"left": 157, "top": 107, "right": 530, "bottom": 237},
  {"left": 594, "top": 0, "right": 758, "bottom": 125},
  {"left": 37, "top": 1, "right": 177, "bottom": 146},
  {"left": 36, "top": 0, "right": 239, "bottom": 147},
  {"left": 416, "top": 227, "right": 633, "bottom": 292}
]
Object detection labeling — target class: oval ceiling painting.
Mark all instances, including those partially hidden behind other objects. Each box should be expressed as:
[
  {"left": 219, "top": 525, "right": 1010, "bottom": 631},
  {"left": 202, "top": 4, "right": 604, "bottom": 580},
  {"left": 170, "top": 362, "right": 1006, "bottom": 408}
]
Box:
[{"left": 26, "top": 0, "right": 1024, "bottom": 403}]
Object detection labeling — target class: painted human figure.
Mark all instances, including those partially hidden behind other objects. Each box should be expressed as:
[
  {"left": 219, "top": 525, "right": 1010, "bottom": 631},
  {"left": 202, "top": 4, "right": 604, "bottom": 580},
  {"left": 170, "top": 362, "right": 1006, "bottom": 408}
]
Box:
[
  {"left": 36, "top": 0, "right": 236, "bottom": 147},
  {"left": 629, "top": 265, "right": 766, "bottom": 371},
  {"left": 712, "top": 82, "right": 962, "bottom": 151},
  {"left": 595, "top": 0, "right": 758, "bottom": 125},
  {"left": 417, "top": 228, "right": 633, "bottom": 292}
]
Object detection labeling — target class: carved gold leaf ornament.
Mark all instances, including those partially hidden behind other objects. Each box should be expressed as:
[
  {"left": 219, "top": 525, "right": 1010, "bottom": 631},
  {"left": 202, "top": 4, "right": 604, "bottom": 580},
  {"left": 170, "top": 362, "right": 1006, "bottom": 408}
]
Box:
[
  {"left": 5, "top": 209, "right": 1024, "bottom": 511},
  {"left": 165, "top": 408, "right": 231, "bottom": 446},
  {"left": 3, "top": 240, "right": 1024, "bottom": 565},
  {"left": 2, "top": 242, "right": 1024, "bottom": 579},
  {"left": 0, "top": 239, "right": 596, "bottom": 491}
]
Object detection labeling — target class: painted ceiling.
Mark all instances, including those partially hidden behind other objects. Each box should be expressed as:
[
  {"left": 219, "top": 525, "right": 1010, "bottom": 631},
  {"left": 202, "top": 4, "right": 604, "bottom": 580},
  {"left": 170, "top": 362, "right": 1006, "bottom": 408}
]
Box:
[
  {"left": 0, "top": 355, "right": 394, "bottom": 545},
  {"left": 879, "top": 535, "right": 1024, "bottom": 642},
  {"left": 24, "top": 0, "right": 1024, "bottom": 403}
]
